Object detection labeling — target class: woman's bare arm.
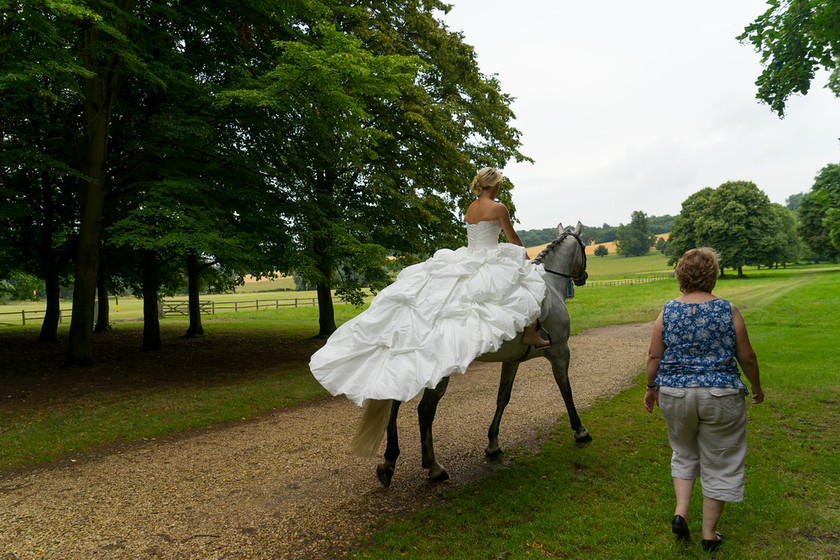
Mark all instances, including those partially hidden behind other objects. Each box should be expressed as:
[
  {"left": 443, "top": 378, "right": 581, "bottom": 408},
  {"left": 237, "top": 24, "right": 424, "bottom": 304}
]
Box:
[
  {"left": 644, "top": 312, "right": 665, "bottom": 412},
  {"left": 496, "top": 204, "right": 523, "bottom": 246},
  {"left": 732, "top": 305, "right": 764, "bottom": 404}
]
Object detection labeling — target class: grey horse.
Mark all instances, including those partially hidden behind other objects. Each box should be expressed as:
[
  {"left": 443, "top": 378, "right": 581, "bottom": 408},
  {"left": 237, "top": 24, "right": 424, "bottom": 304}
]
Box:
[{"left": 356, "top": 222, "right": 591, "bottom": 487}]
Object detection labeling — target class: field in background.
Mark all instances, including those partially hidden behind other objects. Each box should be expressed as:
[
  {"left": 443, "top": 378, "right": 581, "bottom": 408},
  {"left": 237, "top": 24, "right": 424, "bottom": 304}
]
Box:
[
  {"left": 0, "top": 250, "right": 829, "bottom": 327},
  {"left": 584, "top": 249, "right": 672, "bottom": 279},
  {"left": 236, "top": 275, "right": 297, "bottom": 293}
]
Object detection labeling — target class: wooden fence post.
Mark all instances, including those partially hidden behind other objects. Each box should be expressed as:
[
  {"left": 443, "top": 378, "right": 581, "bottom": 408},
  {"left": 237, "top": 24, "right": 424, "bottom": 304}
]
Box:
[{"left": 21, "top": 310, "right": 25, "bottom": 325}]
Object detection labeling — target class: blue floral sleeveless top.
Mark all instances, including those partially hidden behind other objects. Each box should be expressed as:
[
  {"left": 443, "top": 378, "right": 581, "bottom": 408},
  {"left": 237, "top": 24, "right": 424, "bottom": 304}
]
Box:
[{"left": 655, "top": 298, "right": 748, "bottom": 392}]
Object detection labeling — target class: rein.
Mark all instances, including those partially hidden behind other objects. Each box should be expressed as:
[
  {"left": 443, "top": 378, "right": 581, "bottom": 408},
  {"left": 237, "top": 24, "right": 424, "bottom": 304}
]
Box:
[{"left": 540, "top": 231, "right": 588, "bottom": 283}]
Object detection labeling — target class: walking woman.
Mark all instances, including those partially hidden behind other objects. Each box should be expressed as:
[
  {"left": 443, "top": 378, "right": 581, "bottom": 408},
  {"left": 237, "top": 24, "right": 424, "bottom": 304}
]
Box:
[{"left": 644, "top": 247, "right": 764, "bottom": 553}]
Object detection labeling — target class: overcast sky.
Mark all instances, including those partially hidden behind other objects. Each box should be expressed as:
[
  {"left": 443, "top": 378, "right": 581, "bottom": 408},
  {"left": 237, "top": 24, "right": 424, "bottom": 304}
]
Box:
[{"left": 440, "top": 0, "right": 840, "bottom": 231}]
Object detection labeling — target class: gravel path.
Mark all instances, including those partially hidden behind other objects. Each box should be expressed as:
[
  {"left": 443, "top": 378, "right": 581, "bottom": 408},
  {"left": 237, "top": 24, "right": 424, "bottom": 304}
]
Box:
[{"left": 0, "top": 322, "right": 652, "bottom": 559}]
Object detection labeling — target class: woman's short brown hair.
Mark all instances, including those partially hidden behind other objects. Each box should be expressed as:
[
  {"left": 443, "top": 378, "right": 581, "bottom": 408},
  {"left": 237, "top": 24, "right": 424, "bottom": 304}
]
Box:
[{"left": 675, "top": 248, "right": 719, "bottom": 293}]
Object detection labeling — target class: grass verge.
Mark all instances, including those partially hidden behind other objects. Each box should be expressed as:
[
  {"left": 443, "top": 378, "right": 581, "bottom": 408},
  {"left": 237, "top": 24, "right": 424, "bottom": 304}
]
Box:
[{"left": 349, "top": 268, "right": 840, "bottom": 559}]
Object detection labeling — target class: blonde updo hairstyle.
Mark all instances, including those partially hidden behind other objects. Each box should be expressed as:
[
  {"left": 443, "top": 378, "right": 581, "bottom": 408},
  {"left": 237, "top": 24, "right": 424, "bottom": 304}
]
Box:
[
  {"left": 675, "top": 247, "right": 720, "bottom": 294},
  {"left": 471, "top": 167, "right": 503, "bottom": 197}
]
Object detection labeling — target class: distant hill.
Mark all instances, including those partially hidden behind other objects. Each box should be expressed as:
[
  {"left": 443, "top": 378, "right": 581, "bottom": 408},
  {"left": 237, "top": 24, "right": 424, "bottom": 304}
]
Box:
[
  {"left": 526, "top": 233, "right": 669, "bottom": 259},
  {"left": 519, "top": 215, "right": 675, "bottom": 247}
]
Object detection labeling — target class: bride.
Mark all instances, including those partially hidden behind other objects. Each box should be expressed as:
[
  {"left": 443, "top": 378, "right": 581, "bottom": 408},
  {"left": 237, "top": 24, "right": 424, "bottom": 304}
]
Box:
[{"left": 309, "top": 167, "right": 549, "bottom": 406}]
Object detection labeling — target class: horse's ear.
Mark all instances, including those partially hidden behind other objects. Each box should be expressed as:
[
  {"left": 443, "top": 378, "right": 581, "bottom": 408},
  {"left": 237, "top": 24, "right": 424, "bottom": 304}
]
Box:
[
  {"left": 556, "top": 223, "right": 564, "bottom": 237},
  {"left": 574, "top": 221, "right": 583, "bottom": 236}
]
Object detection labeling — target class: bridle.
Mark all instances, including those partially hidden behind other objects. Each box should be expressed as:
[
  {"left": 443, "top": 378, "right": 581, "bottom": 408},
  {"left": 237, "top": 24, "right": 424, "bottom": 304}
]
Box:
[{"left": 541, "top": 231, "right": 588, "bottom": 285}]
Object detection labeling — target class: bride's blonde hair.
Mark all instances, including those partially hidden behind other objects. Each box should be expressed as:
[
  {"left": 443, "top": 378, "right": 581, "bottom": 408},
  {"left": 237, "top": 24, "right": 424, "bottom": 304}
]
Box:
[{"left": 471, "top": 167, "right": 503, "bottom": 197}]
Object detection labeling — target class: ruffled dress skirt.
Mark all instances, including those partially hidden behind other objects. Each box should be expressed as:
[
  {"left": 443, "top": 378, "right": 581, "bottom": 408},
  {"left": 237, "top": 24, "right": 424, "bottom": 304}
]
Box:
[{"left": 309, "top": 242, "right": 546, "bottom": 406}]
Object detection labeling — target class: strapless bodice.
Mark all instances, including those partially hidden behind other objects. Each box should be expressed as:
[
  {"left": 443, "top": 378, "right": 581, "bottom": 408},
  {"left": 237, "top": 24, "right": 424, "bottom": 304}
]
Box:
[{"left": 466, "top": 220, "right": 501, "bottom": 250}]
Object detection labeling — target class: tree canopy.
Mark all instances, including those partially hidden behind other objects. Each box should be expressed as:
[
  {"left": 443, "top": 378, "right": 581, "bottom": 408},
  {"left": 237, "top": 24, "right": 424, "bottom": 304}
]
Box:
[
  {"left": 615, "top": 211, "right": 653, "bottom": 257},
  {"left": 1, "top": 0, "right": 530, "bottom": 359},
  {"left": 667, "top": 181, "right": 798, "bottom": 275},
  {"left": 801, "top": 162, "right": 840, "bottom": 257},
  {"left": 739, "top": 0, "right": 840, "bottom": 116}
]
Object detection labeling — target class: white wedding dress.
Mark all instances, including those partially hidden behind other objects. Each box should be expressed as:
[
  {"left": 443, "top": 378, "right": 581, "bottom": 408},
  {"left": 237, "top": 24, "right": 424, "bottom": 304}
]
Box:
[{"left": 309, "top": 220, "right": 546, "bottom": 406}]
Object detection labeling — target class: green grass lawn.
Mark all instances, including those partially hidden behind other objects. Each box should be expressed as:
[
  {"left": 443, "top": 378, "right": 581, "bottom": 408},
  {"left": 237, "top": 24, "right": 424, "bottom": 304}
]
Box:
[
  {"left": 585, "top": 250, "right": 673, "bottom": 279},
  {"left": 350, "top": 267, "right": 840, "bottom": 559},
  {"left": 1, "top": 263, "right": 838, "bottom": 558}
]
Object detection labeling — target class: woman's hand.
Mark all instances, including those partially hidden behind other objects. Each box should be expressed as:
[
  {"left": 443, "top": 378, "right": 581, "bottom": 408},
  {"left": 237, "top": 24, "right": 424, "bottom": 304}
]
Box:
[
  {"left": 750, "top": 385, "right": 765, "bottom": 404},
  {"left": 643, "top": 388, "right": 658, "bottom": 413}
]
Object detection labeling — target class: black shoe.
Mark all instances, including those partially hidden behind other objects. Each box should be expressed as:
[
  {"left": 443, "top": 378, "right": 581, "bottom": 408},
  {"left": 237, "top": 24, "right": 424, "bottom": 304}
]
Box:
[
  {"left": 671, "top": 515, "right": 690, "bottom": 540},
  {"left": 702, "top": 532, "right": 724, "bottom": 552}
]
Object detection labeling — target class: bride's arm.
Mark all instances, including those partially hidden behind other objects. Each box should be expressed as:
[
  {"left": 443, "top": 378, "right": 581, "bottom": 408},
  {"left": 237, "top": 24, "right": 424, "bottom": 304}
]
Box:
[{"left": 496, "top": 204, "right": 523, "bottom": 247}]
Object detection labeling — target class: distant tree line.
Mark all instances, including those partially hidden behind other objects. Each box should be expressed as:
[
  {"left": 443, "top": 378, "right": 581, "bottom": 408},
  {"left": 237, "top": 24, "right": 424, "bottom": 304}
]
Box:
[
  {"left": 519, "top": 215, "right": 675, "bottom": 249},
  {"left": 521, "top": 163, "right": 840, "bottom": 270}
]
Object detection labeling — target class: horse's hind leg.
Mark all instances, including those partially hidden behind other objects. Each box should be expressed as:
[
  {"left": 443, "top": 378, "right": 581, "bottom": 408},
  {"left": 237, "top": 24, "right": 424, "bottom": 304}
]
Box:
[
  {"left": 550, "top": 342, "right": 592, "bottom": 443},
  {"left": 486, "top": 361, "right": 520, "bottom": 457},
  {"left": 418, "top": 377, "right": 450, "bottom": 482},
  {"left": 376, "top": 400, "right": 402, "bottom": 488}
]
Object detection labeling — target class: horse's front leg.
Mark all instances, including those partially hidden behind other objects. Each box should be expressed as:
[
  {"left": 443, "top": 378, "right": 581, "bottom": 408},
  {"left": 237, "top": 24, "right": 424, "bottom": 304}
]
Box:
[
  {"left": 376, "top": 400, "right": 402, "bottom": 488},
  {"left": 486, "top": 361, "right": 520, "bottom": 457},
  {"left": 417, "top": 377, "right": 450, "bottom": 482},
  {"left": 549, "top": 342, "right": 592, "bottom": 443}
]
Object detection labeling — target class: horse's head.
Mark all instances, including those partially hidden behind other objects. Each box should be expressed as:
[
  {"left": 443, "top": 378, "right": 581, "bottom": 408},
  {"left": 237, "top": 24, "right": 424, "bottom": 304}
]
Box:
[{"left": 534, "top": 221, "right": 588, "bottom": 287}]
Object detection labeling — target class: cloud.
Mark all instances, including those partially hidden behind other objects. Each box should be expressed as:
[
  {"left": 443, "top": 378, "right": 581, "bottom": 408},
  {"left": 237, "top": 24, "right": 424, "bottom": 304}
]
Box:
[{"left": 443, "top": 0, "right": 840, "bottom": 228}]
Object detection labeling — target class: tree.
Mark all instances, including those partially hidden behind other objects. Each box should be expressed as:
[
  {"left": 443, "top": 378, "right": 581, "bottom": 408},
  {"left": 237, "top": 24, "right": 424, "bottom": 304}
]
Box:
[
  {"left": 739, "top": 0, "right": 840, "bottom": 116},
  {"left": 798, "top": 164, "right": 840, "bottom": 259},
  {"left": 797, "top": 191, "right": 838, "bottom": 261},
  {"left": 655, "top": 237, "right": 667, "bottom": 252},
  {"left": 224, "top": 2, "right": 529, "bottom": 337},
  {"left": 62, "top": 1, "right": 152, "bottom": 365},
  {"left": 593, "top": 245, "right": 608, "bottom": 257},
  {"left": 648, "top": 214, "right": 676, "bottom": 235},
  {"left": 811, "top": 163, "right": 840, "bottom": 250},
  {"left": 786, "top": 192, "right": 805, "bottom": 212},
  {"left": 2, "top": 1, "right": 302, "bottom": 358},
  {"left": 765, "top": 203, "right": 803, "bottom": 267},
  {"left": 615, "top": 211, "right": 653, "bottom": 257},
  {"left": 1, "top": 1, "right": 88, "bottom": 343},
  {"left": 667, "top": 182, "right": 778, "bottom": 276}
]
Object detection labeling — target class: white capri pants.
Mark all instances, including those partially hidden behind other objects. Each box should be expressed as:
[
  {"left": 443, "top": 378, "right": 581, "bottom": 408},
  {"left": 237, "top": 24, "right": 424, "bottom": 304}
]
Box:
[{"left": 658, "top": 386, "right": 747, "bottom": 502}]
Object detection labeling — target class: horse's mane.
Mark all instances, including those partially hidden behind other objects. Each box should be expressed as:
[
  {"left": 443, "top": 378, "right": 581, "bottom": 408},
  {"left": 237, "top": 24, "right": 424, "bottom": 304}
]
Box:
[{"left": 532, "top": 233, "right": 571, "bottom": 264}]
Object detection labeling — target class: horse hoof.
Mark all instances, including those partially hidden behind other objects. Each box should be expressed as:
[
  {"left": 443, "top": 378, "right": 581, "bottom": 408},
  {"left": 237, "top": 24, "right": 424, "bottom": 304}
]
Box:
[
  {"left": 376, "top": 464, "right": 394, "bottom": 488},
  {"left": 574, "top": 427, "right": 593, "bottom": 443},
  {"left": 485, "top": 443, "right": 503, "bottom": 458},
  {"left": 428, "top": 463, "right": 449, "bottom": 482}
]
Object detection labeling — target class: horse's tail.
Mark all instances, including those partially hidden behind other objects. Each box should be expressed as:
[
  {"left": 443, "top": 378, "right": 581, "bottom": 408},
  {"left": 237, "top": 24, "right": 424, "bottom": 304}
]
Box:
[{"left": 350, "top": 399, "right": 392, "bottom": 457}]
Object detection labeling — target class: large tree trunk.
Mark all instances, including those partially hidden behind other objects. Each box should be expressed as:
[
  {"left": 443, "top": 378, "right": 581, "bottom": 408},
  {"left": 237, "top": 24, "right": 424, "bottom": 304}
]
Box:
[
  {"left": 316, "top": 281, "right": 336, "bottom": 337},
  {"left": 64, "top": 21, "right": 122, "bottom": 366},
  {"left": 140, "top": 249, "right": 161, "bottom": 351},
  {"left": 185, "top": 253, "right": 204, "bottom": 337},
  {"left": 37, "top": 170, "right": 62, "bottom": 344},
  {"left": 65, "top": 152, "right": 108, "bottom": 365},
  {"left": 38, "top": 268, "right": 62, "bottom": 343},
  {"left": 313, "top": 170, "right": 338, "bottom": 338},
  {"left": 94, "top": 271, "right": 111, "bottom": 332}
]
